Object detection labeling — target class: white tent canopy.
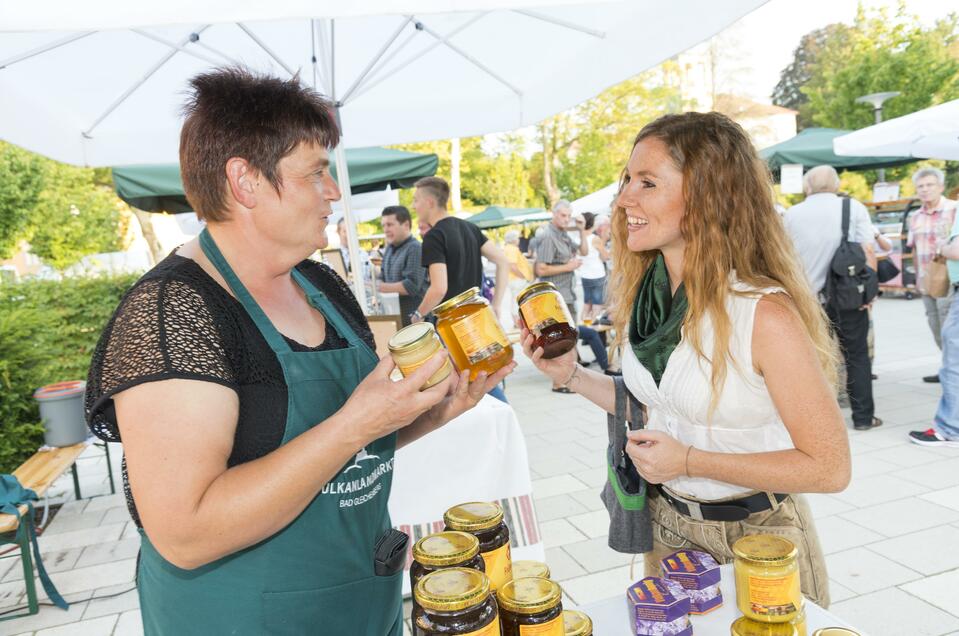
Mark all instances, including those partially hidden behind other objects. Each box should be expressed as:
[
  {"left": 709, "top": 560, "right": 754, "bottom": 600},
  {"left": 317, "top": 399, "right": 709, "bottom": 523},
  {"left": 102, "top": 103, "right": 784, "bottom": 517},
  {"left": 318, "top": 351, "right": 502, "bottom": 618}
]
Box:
[
  {"left": 570, "top": 181, "right": 618, "bottom": 216},
  {"left": 833, "top": 99, "right": 959, "bottom": 162}
]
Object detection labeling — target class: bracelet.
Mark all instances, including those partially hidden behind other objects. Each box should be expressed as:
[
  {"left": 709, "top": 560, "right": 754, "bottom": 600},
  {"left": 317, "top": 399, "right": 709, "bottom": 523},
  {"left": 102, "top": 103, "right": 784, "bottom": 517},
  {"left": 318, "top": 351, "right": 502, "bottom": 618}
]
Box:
[
  {"left": 561, "top": 364, "right": 580, "bottom": 389},
  {"left": 684, "top": 445, "right": 693, "bottom": 477}
]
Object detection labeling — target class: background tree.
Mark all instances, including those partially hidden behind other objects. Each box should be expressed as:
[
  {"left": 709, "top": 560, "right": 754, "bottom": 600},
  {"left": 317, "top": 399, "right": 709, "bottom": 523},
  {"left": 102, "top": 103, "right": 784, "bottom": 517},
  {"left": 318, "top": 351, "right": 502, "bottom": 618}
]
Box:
[{"left": 0, "top": 142, "right": 45, "bottom": 259}]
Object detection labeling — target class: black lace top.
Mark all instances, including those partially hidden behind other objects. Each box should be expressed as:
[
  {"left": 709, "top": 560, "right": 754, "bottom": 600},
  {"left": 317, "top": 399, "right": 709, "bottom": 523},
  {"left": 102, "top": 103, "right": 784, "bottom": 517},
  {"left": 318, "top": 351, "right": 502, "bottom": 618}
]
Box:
[{"left": 85, "top": 252, "right": 374, "bottom": 527}]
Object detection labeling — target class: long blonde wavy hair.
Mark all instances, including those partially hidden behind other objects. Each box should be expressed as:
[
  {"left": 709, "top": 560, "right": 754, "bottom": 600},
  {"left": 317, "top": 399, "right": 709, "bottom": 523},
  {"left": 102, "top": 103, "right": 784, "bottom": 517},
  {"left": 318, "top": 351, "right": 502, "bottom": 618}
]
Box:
[{"left": 609, "top": 112, "right": 838, "bottom": 413}]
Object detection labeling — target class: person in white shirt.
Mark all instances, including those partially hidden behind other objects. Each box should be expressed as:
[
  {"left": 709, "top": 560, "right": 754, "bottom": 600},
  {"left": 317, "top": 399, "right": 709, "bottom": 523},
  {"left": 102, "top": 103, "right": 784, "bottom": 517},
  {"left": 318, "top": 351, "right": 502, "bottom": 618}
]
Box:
[
  {"left": 784, "top": 166, "right": 881, "bottom": 432},
  {"left": 521, "top": 112, "right": 846, "bottom": 608}
]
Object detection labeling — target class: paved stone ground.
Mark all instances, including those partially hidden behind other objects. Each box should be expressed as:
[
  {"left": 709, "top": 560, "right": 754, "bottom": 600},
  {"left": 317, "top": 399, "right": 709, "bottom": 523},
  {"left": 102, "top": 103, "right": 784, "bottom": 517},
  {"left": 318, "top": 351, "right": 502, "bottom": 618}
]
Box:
[{"left": 1, "top": 296, "right": 958, "bottom": 635}]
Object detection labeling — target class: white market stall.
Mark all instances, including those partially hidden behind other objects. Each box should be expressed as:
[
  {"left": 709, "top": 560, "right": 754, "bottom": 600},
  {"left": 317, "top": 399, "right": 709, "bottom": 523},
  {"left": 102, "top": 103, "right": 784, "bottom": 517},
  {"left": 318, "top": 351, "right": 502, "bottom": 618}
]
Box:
[{"left": 833, "top": 98, "right": 959, "bottom": 161}]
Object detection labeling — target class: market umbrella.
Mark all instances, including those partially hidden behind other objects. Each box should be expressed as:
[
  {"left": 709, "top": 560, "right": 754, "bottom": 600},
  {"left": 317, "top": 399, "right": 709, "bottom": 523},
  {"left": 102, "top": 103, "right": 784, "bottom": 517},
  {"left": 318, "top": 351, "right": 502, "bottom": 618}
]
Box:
[
  {"left": 759, "top": 128, "right": 915, "bottom": 178},
  {"left": 112, "top": 146, "right": 438, "bottom": 214},
  {"left": 833, "top": 99, "right": 959, "bottom": 162},
  {"left": 467, "top": 205, "right": 547, "bottom": 229},
  {"left": 0, "top": 0, "right": 767, "bottom": 307}
]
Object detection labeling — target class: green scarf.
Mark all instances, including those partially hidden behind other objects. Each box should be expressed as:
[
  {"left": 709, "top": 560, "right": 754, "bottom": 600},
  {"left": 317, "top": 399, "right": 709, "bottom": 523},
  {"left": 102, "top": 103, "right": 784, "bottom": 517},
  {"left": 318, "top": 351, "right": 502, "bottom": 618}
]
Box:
[{"left": 629, "top": 253, "right": 688, "bottom": 386}]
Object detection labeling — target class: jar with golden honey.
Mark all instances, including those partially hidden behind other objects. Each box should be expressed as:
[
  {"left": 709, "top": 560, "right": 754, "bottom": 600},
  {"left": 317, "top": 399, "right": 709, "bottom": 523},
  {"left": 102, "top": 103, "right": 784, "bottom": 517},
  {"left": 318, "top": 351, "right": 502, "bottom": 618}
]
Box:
[
  {"left": 414, "top": 568, "right": 500, "bottom": 635},
  {"left": 563, "top": 610, "right": 593, "bottom": 636},
  {"left": 433, "top": 287, "right": 513, "bottom": 380},
  {"left": 517, "top": 282, "right": 577, "bottom": 358},
  {"left": 389, "top": 322, "right": 453, "bottom": 389},
  {"left": 498, "top": 577, "right": 564, "bottom": 636},
  {"left": 444, "top": 502, "right": 512, "bottom": 593},
  {"left": 511, "top": 560, "right": 550, "bottom": 581},
  {"left": 733, "top": 535, "right": 802, "bottom": 623},
  {"left": 730, "top": 616, "right": 798, "bottom": 636}
]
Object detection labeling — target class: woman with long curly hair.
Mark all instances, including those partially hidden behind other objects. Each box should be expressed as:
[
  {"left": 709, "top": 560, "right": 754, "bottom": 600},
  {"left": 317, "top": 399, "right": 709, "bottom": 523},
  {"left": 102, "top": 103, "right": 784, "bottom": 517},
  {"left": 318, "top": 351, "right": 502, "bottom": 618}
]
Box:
[{"left": 521, "top": 112, "right": 849, "bottom": 607}]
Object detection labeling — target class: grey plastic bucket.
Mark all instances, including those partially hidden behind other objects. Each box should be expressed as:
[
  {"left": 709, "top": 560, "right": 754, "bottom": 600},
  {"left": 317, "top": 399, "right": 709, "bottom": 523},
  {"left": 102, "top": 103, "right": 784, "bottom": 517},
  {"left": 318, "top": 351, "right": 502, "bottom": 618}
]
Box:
[{"left": 34, "top": 381, "right": 88, "bottom": 447}]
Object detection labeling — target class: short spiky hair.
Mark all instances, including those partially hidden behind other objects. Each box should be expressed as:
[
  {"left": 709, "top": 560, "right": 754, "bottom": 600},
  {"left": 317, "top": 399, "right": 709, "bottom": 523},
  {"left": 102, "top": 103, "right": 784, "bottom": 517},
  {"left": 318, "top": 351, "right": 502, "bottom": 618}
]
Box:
[{"left": 179, "top": 67, "right": 340, "bottom": 221}]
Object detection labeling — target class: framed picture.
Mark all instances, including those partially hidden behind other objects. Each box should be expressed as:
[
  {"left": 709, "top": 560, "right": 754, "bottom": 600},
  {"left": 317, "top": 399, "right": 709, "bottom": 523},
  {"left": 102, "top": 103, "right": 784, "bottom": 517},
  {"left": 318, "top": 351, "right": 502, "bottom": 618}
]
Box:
[
  {"left": 367, "top": 314, "right": 403, "bottom": 358},
  {"left": 319, "top": 248, "right": 347, "bottom": 279}
]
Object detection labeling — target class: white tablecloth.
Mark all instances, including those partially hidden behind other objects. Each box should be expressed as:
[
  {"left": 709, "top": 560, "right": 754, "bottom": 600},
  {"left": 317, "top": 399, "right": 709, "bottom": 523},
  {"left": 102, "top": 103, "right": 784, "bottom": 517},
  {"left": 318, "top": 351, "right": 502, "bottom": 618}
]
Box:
[
  {"left": 388, "top": 395, "right": 545, "bottom": 595},
  {"left": 581, "top": 563, "right": 859, "bottom": 635}
]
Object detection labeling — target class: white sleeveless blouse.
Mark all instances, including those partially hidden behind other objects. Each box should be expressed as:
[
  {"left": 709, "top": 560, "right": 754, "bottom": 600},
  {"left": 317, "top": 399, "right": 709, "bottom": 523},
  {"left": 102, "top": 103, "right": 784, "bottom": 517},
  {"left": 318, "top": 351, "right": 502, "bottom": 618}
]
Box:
[{"left": 622, "top": 280, "right": 795, "bottom": 501}]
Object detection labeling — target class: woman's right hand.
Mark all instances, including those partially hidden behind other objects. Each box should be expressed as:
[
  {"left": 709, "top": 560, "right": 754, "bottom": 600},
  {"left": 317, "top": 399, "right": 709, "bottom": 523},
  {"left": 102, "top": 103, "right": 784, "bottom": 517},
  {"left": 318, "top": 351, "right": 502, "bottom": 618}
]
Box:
[
  {"left": 521, "top": 328, "right": 577, "bottom": 385},
  {"left": 340, "top": 352, "right": 453, "bottom": 445}
]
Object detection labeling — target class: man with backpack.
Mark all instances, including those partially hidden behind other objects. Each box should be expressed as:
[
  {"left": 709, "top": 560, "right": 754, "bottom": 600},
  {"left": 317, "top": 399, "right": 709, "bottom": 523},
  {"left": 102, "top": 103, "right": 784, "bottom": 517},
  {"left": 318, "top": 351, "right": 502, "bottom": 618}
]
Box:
[{"left": 785, "top": 165, "right": 882, "bottom": 431}]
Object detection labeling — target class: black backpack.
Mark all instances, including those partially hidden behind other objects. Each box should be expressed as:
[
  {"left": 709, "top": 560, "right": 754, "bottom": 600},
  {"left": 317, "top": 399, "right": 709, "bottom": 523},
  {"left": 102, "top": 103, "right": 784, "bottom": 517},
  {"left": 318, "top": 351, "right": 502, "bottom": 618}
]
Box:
[{"left": 824, "top": 198, "right": 879, "bottom": 312}]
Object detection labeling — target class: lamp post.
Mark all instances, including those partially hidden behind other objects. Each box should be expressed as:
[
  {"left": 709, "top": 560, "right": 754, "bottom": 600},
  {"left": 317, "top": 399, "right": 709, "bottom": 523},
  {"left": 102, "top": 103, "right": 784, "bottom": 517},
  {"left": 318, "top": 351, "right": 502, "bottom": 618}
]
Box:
[{"left": 855, "top": 91, "right": 901, "bottom": 182}]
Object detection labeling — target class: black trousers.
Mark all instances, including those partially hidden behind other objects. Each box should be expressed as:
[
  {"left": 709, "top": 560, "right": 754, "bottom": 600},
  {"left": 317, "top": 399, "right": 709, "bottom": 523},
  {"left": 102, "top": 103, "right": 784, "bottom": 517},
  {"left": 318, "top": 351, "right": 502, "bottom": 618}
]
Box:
[{"left": 825, "top": 305, "right": 874, "bottom": 425}]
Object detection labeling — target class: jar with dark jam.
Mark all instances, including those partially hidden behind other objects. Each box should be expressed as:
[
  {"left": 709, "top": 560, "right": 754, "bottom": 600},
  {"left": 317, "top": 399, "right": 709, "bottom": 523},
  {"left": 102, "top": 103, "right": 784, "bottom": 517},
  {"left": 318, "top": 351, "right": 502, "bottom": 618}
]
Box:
[
  {"left": 497, "top": 577, "right": 564, "bottom": 636},
  {"left": 511, "top": 560, "right": 550, "bottom": 581},
  {"left": 443, "top": 502, "right": 512, "bottom": 593},
  {"left": 517, "top": 282, "right": 577, "bottom": 359},
  {"left": 410, "top": 532, "right": 486, "bottom": 628},
  {"left": 413, "top": 568, "right": 500, "bottom": 636},
  {"left": 562, "top": 610, "right": 593, "bottom": 636}
]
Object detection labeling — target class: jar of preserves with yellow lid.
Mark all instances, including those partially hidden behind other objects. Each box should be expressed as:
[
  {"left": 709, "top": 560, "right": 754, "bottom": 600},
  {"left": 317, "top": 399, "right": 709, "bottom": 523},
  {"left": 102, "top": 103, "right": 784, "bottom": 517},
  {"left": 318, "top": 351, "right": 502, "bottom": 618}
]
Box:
[
  {"left": 433, "top": 287, "right": 513, "bottom": 380},
  {"left": 414, "top": 568, "right": 500, "bottom": 635},
  {"left": 444, "top": 502, "right": 512, "bottom": 593},
  {"left": 512, "top": 560, "right": 550, "bottom": 581},
  {"left": 730, "top": 616, "right": 798, "bottom": 636},
  {"left": 562, "top": 610, "right": 593, "bottom": 636},
  {"left": 411, "top": 532, "right": 487, "bottom": 629},
  {"left": 517, "top": 282, "right": 577, "bottom": 358},
  {"left": 498, "top": 577, "right": 564, "bottom": 636},
  {"left": 389, "top": 322, "right": 453, "bottom": 390},
  {"left": 733, "top": 535, "right": 802, "bottom": 623}
]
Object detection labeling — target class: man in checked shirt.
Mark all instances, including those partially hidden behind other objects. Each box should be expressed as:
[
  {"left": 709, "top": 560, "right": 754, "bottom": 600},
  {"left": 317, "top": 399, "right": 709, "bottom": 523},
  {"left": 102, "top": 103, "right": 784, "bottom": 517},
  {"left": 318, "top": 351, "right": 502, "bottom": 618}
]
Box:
[
  {"left": 908, "top": 167, "right": 958, "bottom": 382},
  {"left": 377, "top": 205, "right": 427, "bottom": 326}
]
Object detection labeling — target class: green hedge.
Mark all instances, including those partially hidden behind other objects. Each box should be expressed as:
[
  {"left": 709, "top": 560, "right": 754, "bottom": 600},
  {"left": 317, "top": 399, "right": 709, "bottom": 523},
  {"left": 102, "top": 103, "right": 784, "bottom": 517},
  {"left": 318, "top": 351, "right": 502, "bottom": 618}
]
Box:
[{"left": 0, "top": 274, "right": 138, "bottom": 472}]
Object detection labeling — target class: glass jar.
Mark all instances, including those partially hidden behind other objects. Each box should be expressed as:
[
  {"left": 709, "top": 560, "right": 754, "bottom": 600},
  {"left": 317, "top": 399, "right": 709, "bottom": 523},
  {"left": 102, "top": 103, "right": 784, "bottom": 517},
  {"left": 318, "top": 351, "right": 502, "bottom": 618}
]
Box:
[
  {"left": 414, "top": 568, "right": 500, "bottom": 635},
  {"left": 434, "top": 287, "right": 513, "bottom": 380},
  {"left": 517, "top": 282, "right": 577, "bottom": 358},
  {"left": 733, "top": 535, "right": 802, "bottom": 623},
  {"left": 730, "top": 617, "right": 798, "bottom": 636},
  {"left": 511, "top": 560, "right": 550, "bottom": 581},
  {"left": 389, "top": 322, "right": 453, "bottom": 389},
  {"left": 563, "top": 610, "right": 593, "bottom": 636},
  {"left": 444, "top": 501, "right": 512, "bottom": 593},
  {"left": 411, "top": 532, "right": 486, "bottom": 629},
  {"left": 810, "top": 630, "right": 860, "bottom": 636},
  {"left": 497, "top": 577, "right": 564, "bottom": 636}
]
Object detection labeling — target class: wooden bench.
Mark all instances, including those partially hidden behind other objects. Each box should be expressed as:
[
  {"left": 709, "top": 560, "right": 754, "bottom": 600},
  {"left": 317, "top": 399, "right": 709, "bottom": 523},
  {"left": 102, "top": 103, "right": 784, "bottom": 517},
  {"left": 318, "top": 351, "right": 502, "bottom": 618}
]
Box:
[{"left": 0, "top": 442, "right": 116, "bottom": 618}]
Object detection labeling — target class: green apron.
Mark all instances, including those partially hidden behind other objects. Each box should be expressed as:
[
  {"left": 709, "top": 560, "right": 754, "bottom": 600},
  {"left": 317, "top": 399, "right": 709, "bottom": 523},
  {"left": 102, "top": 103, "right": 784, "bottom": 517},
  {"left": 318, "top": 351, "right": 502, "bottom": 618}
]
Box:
[{"left": 137, "top": 229, "right": 401, "bottom": 635}]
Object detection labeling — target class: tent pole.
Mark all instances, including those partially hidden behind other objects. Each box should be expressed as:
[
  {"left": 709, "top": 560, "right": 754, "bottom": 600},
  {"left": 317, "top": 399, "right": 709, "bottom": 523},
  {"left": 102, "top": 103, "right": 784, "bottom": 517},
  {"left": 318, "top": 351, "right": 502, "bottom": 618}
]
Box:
[{"left": 333, "top": 110, "right": 370, "bottom": 314}]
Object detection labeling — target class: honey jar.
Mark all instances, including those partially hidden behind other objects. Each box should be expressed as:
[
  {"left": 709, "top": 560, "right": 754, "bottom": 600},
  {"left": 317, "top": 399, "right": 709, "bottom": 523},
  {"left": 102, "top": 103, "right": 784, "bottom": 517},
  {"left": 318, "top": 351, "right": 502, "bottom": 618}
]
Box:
[
  {"left": 388, "top": 322, "right": 453, "bottom": 389},
  {"left": 497, "top": 577, "right": 564, "bottom": 636},
  {"left": 562, "top": 610, "right": 593, "bottom": 636},
  {"left": 733, "top": 535, "right": 802, "bottom": 623},
  {"left": 512, "top": 560, "right": 550, "bottom": 581},
  {"left": 730, "top": 616, "right": 798, "bottom": 636},
  {"left": 517, "top": 282, "right": 578, "bottom": 358},
  {"left": 444, "top": 502, "right": 512, "bottom": 593},
  {"left": 411, "top": 532, "right": 486, "bottom": 629},
  {"left": 414, "top": 568, "right": 500, "bottom": 635},
  {"left": 434, "top": 287, "right": 513, "bottom": 380}
]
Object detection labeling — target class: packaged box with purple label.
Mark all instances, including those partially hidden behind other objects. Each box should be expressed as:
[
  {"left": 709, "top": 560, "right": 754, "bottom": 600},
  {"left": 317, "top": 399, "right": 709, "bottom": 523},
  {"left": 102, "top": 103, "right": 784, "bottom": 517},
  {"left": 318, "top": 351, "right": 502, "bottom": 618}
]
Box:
[
  {"left": 626, "top": 577, "right": 692, "bottom": 636},
  {"left": 661, "top": 549, "right": 723, "bottom": 614}
]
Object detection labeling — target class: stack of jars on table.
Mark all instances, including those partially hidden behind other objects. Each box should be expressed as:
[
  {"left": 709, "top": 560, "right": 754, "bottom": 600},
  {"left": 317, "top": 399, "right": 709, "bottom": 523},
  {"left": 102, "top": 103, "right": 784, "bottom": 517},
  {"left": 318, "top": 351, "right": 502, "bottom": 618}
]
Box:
[{"left": 410, "top": 500, "right": 592, "bottom": 636}]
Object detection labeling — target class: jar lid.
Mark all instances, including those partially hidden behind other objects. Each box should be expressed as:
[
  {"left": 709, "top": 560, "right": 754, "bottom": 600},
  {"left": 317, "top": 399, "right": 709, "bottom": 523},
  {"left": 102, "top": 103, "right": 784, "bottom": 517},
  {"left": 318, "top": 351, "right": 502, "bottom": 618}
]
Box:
[
  {"left": 414, "top": 568, "right": 490, "bottom": 613},
  {"left": 563, "top": 610, "right": 592, "bottom": 636},
  {"left": 443, "top": 501, "right": 504, "bottom": 531},
  {"left": 811, "top": 630, "right": 860, "bottom": 636},
  {"left": 497, "top": 577, "right": 563, "bottom": 615},
  {"left": 732, "top": 535, "right": 798, "bottom": 564},
  {"left": 412, "top": 531, "right": 481, "bottom": 567},
  {"left": 433, "top": 287, "right": 480, "bottom": 316},
  {"left": 512, "top": 560, "right": 551, "bottom": 580},
  {"left": 516, "top": 281, "right": 558, "bottom": 305},
  {"left": 388, "top": 322, "right": 436, "bottom": 354},
  {"left": 731, "top": 617, "right": 797, "bottom": 636}
]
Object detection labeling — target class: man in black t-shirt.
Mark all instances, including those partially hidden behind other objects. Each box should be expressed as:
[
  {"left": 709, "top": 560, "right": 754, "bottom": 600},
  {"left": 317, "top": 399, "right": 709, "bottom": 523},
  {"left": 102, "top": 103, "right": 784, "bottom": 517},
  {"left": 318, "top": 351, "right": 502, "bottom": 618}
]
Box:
[{"left": 411, "top": 177, "right": 509, "bottom": 324}]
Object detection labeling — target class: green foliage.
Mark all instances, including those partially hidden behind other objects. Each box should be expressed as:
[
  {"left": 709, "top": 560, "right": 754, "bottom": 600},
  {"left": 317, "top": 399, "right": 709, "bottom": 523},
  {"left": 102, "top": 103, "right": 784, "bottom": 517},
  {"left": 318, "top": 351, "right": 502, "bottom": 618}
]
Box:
[
  {"left": 0, "top": 142, "right": 45, "bottom": 259},
  {"left": 0, "top": 274, "right": 138, "bottom": 472}
]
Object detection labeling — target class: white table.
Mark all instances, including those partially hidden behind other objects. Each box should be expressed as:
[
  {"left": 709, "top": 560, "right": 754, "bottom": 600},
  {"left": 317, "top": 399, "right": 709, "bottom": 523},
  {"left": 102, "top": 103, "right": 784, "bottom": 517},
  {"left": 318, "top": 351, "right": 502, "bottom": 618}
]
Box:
[
  {"left": 581, "top": 564, "right": 859, "bottom": 635},
  {"left": 388, "top": 395, "right": 545, "bottom": 595}
]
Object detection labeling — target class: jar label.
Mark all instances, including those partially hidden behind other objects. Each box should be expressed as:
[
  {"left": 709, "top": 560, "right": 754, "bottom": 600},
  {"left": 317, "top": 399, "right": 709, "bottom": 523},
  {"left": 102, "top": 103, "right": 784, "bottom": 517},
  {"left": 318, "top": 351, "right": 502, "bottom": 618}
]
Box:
[
  {"left": 521, "top": 293, "right": 571, "bottom": 336},
  {"left": 461, "top": 616, "right": 501, "bottom": 636},
  {"left": 520, "top": 614, "right": 564, "bottom": 635},
  {"left": 746, "top": 573, "right": 800, "bottom": 617},
  {"left": 450, "top": 311, "right": 510, "bottom": 365},
  {"left": 481, "top": 542, "right": 512, "bottom": 591}
]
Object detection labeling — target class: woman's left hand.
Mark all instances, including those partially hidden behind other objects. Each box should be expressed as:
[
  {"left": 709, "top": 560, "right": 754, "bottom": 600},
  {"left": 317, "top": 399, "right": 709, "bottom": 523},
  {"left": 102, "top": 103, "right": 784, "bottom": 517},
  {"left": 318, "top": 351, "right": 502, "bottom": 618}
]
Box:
[
  {"left": 625, "top": 429, "right": 689, "bottom": 484},
  {"left": 428, "top": 362, "right": 517, "bottom": 426}
]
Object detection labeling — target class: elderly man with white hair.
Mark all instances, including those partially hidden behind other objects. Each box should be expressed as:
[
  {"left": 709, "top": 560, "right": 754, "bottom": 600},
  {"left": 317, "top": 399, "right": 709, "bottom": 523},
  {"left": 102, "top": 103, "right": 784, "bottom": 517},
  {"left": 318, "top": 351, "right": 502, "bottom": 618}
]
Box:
[
  {"left": 785, "top": 165, "right": 882, "bottom": 431},
  {"left": 907, "top": 166, "right": 957, "bottom": 382}
]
